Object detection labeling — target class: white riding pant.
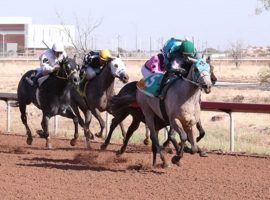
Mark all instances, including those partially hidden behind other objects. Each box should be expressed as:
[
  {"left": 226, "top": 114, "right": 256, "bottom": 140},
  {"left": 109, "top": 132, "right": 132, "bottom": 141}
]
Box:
[
  {"left": 141, "top": 65, "right": 153, "bottom": 80},
  {"left": 86, "top": 67, "right": 97, "bottom": 80}
]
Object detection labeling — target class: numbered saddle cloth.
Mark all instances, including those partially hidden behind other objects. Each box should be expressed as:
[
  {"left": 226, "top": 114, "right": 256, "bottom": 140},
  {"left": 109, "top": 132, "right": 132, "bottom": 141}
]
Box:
[
  {"left": 137, "top": 74, "right": 163, "bottom": 97},
  {"left": 137, "top": 73, "right": 180, "bottom": 98}
]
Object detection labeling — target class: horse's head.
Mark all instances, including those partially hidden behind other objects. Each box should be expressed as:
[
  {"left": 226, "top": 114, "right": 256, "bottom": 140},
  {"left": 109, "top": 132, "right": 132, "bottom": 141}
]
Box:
[
  {"left": 108, "top": 57, "right": 129, "bottom": 83},
  {"left": 188, "top": 57, "right": 212, "bottom": 94},
  {"left": 58, "top": 57, "right": 80, "bottom": 86},
  {"left": 206, "top": 56, "right": 217, "bottom": 85}
]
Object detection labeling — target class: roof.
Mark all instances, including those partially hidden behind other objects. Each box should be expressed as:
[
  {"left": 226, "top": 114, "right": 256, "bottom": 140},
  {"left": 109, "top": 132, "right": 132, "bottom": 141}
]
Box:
[{"left": 0, "top": 17, "right": 32, "bottom": 24}]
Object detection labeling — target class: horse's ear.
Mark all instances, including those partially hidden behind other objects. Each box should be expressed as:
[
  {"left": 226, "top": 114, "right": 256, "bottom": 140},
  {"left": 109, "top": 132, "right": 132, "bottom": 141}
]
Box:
[
  {"left": 73, "top": 54, "right": 77, "bottom": 62},
  {"left": 206, "top": 56, "right": 211, "bottom": 64}
]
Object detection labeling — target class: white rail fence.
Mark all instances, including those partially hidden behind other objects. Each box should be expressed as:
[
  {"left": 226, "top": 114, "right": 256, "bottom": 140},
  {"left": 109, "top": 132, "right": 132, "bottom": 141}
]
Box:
[{"left": 1, "top": 93, "right": 270, "bottom": 152}]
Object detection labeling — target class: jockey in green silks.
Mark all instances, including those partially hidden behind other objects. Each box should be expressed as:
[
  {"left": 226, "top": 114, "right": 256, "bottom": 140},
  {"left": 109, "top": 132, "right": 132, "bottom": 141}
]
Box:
[{"left": 157, "top": 38, "right": 197, "bottom": 98}]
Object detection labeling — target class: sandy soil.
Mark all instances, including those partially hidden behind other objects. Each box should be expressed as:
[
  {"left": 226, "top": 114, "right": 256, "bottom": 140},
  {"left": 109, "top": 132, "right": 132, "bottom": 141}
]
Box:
[{"left": 0, "top": 134, "right": 269, "bottom": 200}]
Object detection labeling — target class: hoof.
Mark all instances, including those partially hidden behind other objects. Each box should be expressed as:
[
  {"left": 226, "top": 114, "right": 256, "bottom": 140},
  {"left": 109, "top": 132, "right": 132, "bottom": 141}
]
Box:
[
  {"left": 165, "top": 147, "right": 174, "bottom": 154},
  {"left": 199, "top": 151, "right": 208, "bottom": 157},
  {"left": 143, "top": 139, "right": 150, "bottom": 146},
  {"left": 89, "top": 132, "right": 94, "bottom": 140},
  {"left": 183, "top": 146, "right": 192, "bottom": 154},
  {"left": 171, "top": 155, "right": 181, "bottom": 165},
  {"left": 95, "top": 133, "right": 102, "bottom": 138},
  {"left": 116, "top": 149, "right": 123, "bottom": 156},
  {"left": 70, "top": 139, "right": 77, "bottom": 146},
  {"left": 162, "top": 162, "right": 171, "bottom": 169},
  {"left": 100, "top": 143, "right": 107, "bottom": 150},
  {"left": 36, "top": 130, "right": 45, "bottom": 138},
  {"left": 26, "top": 137, "right": 33, "bottom": 145}
]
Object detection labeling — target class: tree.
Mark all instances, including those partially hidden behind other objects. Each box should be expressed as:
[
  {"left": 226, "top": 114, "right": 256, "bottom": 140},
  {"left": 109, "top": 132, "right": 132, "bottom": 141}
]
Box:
[
  {"left": 255, "top": 0, "right": 270, "bottom": 14},
  {"left": 229, "top": 40, "right": 245, "bottom": 68},
  {"left": 56, "top": 12, "right": 103, "bottom": 59}
]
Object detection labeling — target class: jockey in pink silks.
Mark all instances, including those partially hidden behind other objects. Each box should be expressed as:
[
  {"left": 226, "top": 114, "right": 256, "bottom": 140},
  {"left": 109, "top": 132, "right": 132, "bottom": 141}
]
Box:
[{"left": 141, "top": 53, "right": 165, "bottom": 79}]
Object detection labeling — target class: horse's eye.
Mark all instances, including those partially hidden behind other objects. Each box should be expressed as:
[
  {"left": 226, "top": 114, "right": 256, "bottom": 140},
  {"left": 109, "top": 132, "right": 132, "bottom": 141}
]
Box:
[
  {"left": 194, "top": 68, "right": 199, "bottom": 73},
  {"left": 114, "top": 64, "right": 118, "bottom": 68}
]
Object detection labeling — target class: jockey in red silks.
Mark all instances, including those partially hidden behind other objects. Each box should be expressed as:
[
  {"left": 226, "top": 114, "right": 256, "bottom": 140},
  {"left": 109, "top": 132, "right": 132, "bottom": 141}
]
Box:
[{"left": 141, "top": 53, "right": 165, "bottom": 80}]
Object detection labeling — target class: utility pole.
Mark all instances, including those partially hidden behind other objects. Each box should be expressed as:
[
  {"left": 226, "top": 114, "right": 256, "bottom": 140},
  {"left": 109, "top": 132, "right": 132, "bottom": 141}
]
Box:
[
  {"left": 117, "top": 34, "right": 120, "bottom": 55},
  {"left": 149, "top": 36, "right": 152, "bottom": 56}
]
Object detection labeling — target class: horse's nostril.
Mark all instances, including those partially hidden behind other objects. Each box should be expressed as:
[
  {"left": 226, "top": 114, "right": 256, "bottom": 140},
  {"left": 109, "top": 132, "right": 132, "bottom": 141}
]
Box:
[{"left": 73, "top": 78, "right": 79, "bottom": 83}]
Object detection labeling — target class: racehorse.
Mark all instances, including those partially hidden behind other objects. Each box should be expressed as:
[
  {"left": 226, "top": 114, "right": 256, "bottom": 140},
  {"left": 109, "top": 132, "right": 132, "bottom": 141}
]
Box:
[
  {"left": 69, "top": 57, "right": 129, "bottom": 148},
  {"left": 101, "top": 58, "right": 217, "bottom": 156},
  {"left": 137, "top": 58, "right": 212, "bottom": 167},
  {"left": 17, "top": 57, "right": 80, "bottom": 148}
]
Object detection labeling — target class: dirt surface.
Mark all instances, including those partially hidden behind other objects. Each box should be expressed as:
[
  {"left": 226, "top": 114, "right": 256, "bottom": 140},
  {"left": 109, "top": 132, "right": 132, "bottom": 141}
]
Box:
[{"left": 0, "top": 134, "right": 269, "bottom": 200}]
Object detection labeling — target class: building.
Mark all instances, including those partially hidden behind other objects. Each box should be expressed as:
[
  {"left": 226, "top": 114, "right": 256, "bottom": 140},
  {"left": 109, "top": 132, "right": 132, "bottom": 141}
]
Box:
[{"left": 0, "top": 17, "right": 75, "bottom": 56}]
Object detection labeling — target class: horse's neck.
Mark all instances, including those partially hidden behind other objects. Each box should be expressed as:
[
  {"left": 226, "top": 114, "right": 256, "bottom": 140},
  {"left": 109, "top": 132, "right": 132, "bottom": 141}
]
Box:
[
  {"left": 175, "top": 71, "right": 200, "bottom": 101},
  {"left": 45, "top": 75, "right": 69, "bottom": 95},
  {"left": 98, "top": 66, "right": 115, "bottom": 92}
]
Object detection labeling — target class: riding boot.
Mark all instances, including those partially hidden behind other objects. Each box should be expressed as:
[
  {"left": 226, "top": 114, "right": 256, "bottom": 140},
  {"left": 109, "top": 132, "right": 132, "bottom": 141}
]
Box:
[{"left": 156, "top": 72, "right": 169, "bottom": 99}]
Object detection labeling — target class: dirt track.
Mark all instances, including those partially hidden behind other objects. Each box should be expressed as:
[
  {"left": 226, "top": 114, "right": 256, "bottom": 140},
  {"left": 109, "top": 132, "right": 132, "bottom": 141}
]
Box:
[{"left": 0, "top": 134, "right": 269, "bottom": 200}]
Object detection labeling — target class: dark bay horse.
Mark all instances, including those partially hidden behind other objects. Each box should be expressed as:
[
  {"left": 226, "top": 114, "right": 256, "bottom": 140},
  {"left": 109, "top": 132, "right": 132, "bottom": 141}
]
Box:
[
  {"left": 101, "top": 58, "right": 217, "bottom": 155},
  {"left": 69, "top": 57, "right": 129, "bottom": 148},
  {"left": 17, "top": 57, "right": 80, "bottom": 148}
]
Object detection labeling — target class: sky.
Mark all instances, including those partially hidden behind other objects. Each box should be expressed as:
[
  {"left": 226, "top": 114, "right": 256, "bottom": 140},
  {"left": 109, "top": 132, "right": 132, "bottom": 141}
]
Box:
[{"left": 1, "top": 0, "right": 270, "bottom": 51}]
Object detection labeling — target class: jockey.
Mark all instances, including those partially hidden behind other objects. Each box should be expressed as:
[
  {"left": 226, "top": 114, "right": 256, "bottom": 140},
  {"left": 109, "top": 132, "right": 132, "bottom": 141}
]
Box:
[
  {"left": 157, "top": 39, "right": 197, "bottom": 98},
  {"left": 32, "top": 42, "right": 67, "bottom": 87},
  {"left": 79, "top": 49, "right": 112, "bottom": 91},
  {"left": 141, "top": 53, "right": 165, "bottom": 80}
]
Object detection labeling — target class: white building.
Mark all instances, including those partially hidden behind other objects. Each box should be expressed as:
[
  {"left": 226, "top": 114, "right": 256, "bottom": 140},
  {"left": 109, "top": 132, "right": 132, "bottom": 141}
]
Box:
[{"left": 0, "top": 17, "right": 75, "bottom": 55}]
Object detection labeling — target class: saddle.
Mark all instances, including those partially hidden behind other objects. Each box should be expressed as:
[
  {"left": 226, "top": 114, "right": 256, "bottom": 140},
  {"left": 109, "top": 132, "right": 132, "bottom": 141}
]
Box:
[{"left": 137, "top": 74, "right": 180, "bottom": 99}]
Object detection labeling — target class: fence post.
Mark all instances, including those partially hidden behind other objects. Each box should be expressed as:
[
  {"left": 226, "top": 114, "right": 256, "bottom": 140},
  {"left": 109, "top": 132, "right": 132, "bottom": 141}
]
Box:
[
  {"left": 6, "top": 100, "right": 11, "bottom": 133},
  {"left": 105, "top": 112, "right": 110, "bottom": 139},
  {"left": 229, "top": 112, "right": 235, "bottom": 151},
  {"left": 53, "top": 116, "right": 58, "bottom": 136}
]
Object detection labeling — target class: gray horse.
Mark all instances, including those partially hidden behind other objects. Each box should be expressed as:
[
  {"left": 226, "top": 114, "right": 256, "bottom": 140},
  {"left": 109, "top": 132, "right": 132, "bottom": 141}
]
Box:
[
  {"left": 137, "top": 58, "right": 212, "bottom": 167},
  {"left": 17, "top": 57, "right": 80, "bottom": 148},
  {"left": 69, "top": 57, "right": 129, "bottom": 148}
]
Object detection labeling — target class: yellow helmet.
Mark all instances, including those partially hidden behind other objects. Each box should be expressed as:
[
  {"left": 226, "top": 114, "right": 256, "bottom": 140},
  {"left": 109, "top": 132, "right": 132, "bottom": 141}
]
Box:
[{"left": 99, "top": 49, "right": 111, "bottom": 61}]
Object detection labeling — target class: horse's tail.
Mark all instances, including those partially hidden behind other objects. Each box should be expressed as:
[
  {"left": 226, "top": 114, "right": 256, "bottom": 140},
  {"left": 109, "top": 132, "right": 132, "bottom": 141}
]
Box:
[{"left": 108, "top": 93, "right": 136, "bottom": 114}]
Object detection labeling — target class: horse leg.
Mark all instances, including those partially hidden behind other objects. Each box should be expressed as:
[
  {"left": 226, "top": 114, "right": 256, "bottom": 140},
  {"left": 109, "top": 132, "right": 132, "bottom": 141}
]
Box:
[
  {"left": 143, "top": 126, "right": 150, "bottom": 145},
  {"left": 59, "top": 107, "right": 80, "bottom": 148},
  {"left": 164, "top": 128, "right": 180, "bottom": 155},
  {"left": 185, "top": 125, "right": 198, "bottom": 154},
  {"left": 146, "top": 116, "right": 169, "bottom": 168},
  {"left": 19, "top": 103, "right": 33, "bottom": 145},
  {"left": 69, "top": 105, "right": 83, "bottom": 146},
  {"left": 91, "top": 108, "right": 105, "bottom": 138},
  {"left": 101, "top": 111, "right": 129, "bottom": 150},
  {"left": 119, "top": 122, "right": 126, "bottom": 139},
  {"left": 41, "top": 114, "right": 52, "bottom": 149},
  {"left": 170, "top": 118, "right": 187, "bottom": 165},
  {"left": 83, "top": 110, "right": 94, "bottom": 141},
  {"left": 162, "top": 127, "right": 171, "bottom": 148},
  {"left": 196, "top": 119, "right": 205, "bottom": 143},
  {"left": 117, "top": 117, "right": 140, "bottom": 155}
]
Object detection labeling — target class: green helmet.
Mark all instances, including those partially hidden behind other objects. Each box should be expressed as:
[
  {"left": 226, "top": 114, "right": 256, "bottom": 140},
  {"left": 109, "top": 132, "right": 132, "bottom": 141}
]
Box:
[{"left": 179, "top": 40, "right": 195, "bottom": 56}]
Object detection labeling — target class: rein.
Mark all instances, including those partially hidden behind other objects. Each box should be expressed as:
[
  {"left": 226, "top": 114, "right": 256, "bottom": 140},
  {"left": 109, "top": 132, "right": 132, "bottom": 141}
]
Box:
[{"left": 55, "top": 65, "right": 76, "bottom": 80}]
